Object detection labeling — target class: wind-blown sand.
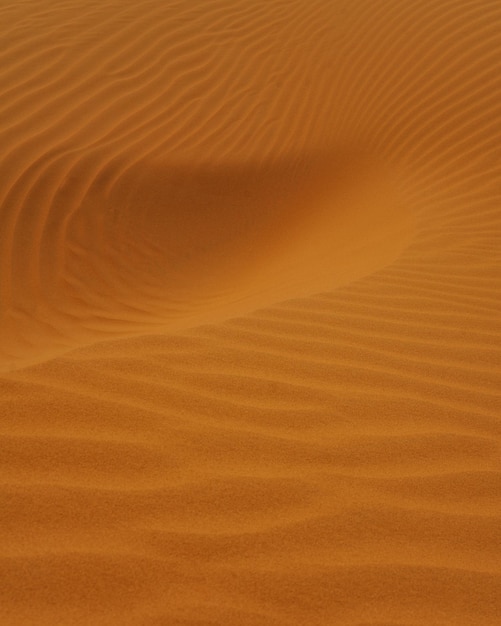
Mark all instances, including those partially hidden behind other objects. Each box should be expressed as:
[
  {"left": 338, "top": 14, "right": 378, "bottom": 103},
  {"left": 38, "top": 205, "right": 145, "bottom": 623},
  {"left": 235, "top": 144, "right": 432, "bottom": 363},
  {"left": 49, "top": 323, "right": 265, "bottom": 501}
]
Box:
[{"left": 0, "top": 0, "right": 500, "bottom": 624}]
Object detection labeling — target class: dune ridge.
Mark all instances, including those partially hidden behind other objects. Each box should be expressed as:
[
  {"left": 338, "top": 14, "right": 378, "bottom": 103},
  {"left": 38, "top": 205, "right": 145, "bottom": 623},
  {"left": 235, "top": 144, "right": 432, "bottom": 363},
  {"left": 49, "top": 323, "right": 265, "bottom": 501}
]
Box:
[{"left": 1, "top": 0, "right": 500, "bottom": 624}]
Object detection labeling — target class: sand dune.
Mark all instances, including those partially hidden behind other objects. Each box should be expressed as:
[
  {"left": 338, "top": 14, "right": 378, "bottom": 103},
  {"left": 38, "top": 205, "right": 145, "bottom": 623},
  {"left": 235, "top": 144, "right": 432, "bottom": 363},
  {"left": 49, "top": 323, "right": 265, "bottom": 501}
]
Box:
[{"left": 0, "top": 0, "right": 500, "bottom": 624}]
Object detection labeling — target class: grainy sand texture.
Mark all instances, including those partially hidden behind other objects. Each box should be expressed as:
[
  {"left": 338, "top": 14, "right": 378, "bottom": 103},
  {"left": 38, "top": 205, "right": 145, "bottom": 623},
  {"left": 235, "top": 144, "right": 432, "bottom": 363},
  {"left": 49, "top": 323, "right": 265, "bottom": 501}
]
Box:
[{"left": 1, "top": 0, "right": 500, "bottom": 624}]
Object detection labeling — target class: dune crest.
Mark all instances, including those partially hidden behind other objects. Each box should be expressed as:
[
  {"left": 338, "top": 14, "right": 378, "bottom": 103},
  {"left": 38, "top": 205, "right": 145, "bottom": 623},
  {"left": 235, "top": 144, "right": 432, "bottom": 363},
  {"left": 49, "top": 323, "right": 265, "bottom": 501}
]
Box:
[{"left": 0, "top": 149, "right": 414, "bottom": 373}]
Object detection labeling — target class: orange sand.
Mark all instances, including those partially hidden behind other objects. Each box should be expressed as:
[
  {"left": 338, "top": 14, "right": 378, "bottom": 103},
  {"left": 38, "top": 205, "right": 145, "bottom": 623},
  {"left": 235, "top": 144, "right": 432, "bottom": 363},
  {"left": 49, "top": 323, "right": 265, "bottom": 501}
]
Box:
[{"left": 0, "top": 0, "right": 500, "bottom": 624}]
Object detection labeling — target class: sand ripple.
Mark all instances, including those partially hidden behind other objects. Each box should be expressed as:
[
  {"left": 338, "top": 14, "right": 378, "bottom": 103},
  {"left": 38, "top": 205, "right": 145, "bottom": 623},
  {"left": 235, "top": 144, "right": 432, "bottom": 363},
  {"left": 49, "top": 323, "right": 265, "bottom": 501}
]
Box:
[{"left": 0, "top": 0, "right": 500, "bottom": 624}]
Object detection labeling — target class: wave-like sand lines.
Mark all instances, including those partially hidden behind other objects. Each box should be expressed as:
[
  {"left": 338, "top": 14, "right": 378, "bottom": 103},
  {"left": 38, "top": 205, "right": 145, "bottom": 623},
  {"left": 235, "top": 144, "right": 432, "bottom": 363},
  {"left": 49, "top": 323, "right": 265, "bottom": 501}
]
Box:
[{"left": 0, "top": 0, "right": 500, "bottom": 624}]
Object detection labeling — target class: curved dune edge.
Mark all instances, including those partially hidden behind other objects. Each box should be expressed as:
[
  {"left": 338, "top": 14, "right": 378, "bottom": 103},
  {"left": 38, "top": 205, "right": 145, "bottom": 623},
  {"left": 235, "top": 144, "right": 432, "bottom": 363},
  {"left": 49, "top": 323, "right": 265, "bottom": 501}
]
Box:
[
  {"left": 1, "top": 0, "right": 501, "bottom": 625},
  {"left": 0, "top": 150, "right": 414, "bottom": 374}
]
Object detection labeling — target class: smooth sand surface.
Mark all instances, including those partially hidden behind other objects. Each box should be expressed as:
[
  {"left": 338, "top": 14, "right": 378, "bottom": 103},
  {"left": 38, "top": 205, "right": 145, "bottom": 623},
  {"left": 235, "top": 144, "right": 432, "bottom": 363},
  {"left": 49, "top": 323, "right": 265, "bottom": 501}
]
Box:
[{"left": 1, "top": 0, "right": 500, "bottom": 624}]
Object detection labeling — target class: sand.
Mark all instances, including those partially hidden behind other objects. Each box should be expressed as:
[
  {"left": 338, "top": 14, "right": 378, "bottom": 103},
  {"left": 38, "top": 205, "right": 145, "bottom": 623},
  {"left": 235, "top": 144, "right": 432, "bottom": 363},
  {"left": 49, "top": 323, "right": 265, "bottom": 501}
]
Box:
[{"left": 0, "top": 0, "right": 500, "bottom": 624}]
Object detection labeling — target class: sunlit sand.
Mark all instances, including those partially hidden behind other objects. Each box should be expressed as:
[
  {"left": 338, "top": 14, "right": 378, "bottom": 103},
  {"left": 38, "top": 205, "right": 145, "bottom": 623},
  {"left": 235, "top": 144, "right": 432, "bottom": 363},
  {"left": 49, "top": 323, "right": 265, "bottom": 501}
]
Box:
[{"left": 1, "top": 1, "right": 500, "bottom": 624}]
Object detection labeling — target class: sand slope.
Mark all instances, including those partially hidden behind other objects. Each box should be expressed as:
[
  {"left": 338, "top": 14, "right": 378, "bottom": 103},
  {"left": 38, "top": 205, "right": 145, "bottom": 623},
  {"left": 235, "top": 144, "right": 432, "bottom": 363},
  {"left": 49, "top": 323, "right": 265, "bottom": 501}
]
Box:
[{"left": 0, "top": 0, "right": 500, "bottom": 624}]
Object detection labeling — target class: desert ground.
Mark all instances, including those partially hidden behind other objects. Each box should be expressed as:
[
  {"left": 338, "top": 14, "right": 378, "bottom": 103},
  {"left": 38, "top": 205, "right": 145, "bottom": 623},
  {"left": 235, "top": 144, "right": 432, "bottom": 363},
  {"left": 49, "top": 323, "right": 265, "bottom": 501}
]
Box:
[{"left": 0, "top": 0, "right": 500, "bottom": 624}]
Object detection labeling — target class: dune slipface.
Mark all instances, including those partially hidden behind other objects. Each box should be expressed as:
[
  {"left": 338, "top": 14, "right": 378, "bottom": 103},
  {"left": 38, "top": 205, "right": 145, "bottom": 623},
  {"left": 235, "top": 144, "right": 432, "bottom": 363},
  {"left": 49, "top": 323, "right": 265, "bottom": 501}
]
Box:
[{"left": 0, "top": 0, "right": 500, "bottom": 624}]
